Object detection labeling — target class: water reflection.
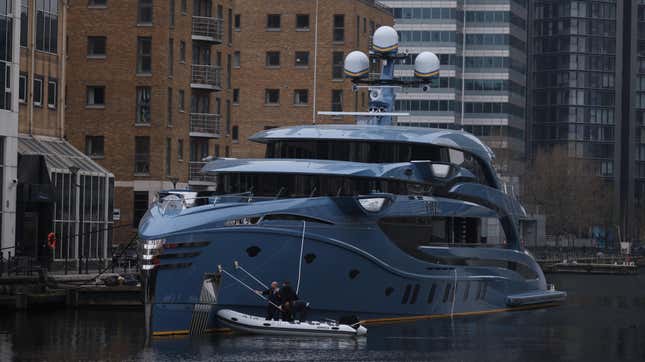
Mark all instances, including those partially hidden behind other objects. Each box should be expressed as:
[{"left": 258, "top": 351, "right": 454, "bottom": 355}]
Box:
[{"left": 1, "top": 272, "right": 644, "bottom": 361}]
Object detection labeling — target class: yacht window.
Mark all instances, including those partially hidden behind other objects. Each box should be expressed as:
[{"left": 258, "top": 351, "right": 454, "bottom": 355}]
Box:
[
  {"left": 262, "top": 214, "right": 333, "bottom": 225},
  {"left": 215, "top": 173, "right": 425, "bottom": 197}
]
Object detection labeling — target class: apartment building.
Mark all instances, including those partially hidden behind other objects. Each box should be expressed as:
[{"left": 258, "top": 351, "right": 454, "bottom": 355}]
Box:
[
  {"left": 14, "top": 0, "right": 114, "bottom": 267},
  {"left": 230, "top": 0, "right": 393, "bottom": 158},
  {"left": 382, "top": 0, "right": 529, "bottom": 177},
  {"left": 529, "top": 0, "right": 645, "bottom": 241},
  {"left": 65, "top": 0, "right": 233, "bottom": 244}
]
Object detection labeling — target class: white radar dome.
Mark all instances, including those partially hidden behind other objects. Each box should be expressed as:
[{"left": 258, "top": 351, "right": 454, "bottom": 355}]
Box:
[
  {"left": 344, "top": 51, "right": 369, "bottom": 78},
  {"left": 372, "top": 26, "right": 399, "bottom": 53},
  {"left": 414, "top": 51, "right": 440, "bottom": 79}
]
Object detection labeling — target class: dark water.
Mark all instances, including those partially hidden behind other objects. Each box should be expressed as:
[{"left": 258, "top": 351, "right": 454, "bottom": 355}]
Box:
[{"left": 2, "top": 273, "right": 645, "bottom": 361}]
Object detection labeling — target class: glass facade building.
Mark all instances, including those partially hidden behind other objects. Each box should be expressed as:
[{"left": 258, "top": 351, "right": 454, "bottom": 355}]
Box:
[
  {"left": 383, "top": 0, "right": 529, "bottom": 176},
  {"left": 530, "top": 0, "right": 645, "bottom": 240}
]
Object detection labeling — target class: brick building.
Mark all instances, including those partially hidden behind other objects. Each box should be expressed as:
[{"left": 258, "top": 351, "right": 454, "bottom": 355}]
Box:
[
  {"left": 230, "top": 0, "right": 392, "bottom": 158},
  {"left": 65, "top": 0, "right": 234, "bottom": 244}
]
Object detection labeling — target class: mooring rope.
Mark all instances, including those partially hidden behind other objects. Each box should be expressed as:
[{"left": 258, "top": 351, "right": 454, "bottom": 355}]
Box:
[
  {"left": 450, "top": 268, "right": 457, "bottom": 318},
  {"left": 219, "top": 265, "right": 282, "bottom": 310},
  {"left": 296, "top": 220, "right": 306, "bottom": 294},
  {"left": 234, "top": 261, "right": 269, "bottom": 290}
]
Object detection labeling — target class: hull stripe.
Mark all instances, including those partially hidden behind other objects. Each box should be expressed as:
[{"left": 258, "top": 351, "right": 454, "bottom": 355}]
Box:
[{"left": 151, "top": 302, "right": 561, "bottom": 336}]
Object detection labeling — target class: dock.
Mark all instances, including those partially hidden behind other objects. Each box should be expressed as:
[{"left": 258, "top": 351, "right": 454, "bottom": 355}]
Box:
[
  {"left": 0, "top": 272, "right": 142, "bottom": 310},
  {"left": 539, "top": 260, "right": 638, "bottom": 275}
]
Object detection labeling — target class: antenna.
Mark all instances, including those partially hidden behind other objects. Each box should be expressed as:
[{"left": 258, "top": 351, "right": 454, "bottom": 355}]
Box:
[{"left": 318, "top": 26, "right": 440, "bottom": 126}]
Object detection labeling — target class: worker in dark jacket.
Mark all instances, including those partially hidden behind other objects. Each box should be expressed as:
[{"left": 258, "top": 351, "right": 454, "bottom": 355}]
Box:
[
  {"left": 256, "top": 281, "right": 281, "bottom": 320},
  {"left": 279, "top": 281, "right": 298, "bottom": 321}
]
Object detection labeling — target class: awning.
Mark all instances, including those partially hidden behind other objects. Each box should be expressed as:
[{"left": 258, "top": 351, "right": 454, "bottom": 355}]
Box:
[{"left": 17, "top": 135, "right": 113, "bottom": 177}]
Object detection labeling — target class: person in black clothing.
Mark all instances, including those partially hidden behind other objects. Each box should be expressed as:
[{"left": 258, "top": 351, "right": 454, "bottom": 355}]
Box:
[
  {"left": 256, "top": 281, "right": 281, "bottom": 320},
  {"left": 279, "top": 281, "right": 298, "bottom": 321}
]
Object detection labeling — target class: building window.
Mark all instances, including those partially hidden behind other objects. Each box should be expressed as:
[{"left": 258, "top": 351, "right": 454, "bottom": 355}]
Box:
[
  {"left": 47, "top": 80, "right": 57, "bottom": 109},
  {"left": 267, "top": 14, "right": 280, "bottom": 30},
  {"left": 179, "top": 40, "right": 186, "bottom": 62},
  {"left": 36, "top": 0, "right": 58, "bottom": 53},
  {"left": 233, "top": 51, "right": 240, "bottom": 68},
  {"left": 178, "top": 89, "right": 185, "bottom": 112},
  {"left": 88, "top": 0, "right": 107, "bottom": 6},
  {"left": 296, "top": 14, "right": 309, "bottom": 30},
  {"left": 136, "top": 86, "right": 151, "bottom": 124},
  {"left": 232, "top": 126, "right": 239, "bottom": 142},
  {"left": 134, "top": 136, "right": 150, "bottom": 174},
  {"left": 86, "top": 85, "right": 105, "bottom": 106},
  {"left": 133, "top": 191, "right": 149, "bottom": 226},
  {"left": 180, "top": 0, "right": 186, "bottom": 14},
  {"left": 332, "top": 90, "right": 343, "bottom": 111},
  {"left": 332, "top": 52, "right": 344, "bottom": 79},
  {"left": 225, "top": 146, "right": 230, "bottom": 157},
  {"left": 227, "top": 8, "right": 232, "bottom": 44},
  {"left": 234, "top": 14, "right": 240, "bottom": 30},
  {"left": 33, "top": 78, "right": 43, "bottom": 106},
  {"left": 137, "top": 37, "right": 152, "bottom": 74},
  {"left": 214, "top": 144, "right": 220, "bottom": 157},
  {"left": 226, "top": 100, "right": 231, "bottom": 135},
  {"left": 168, "top": 38, "right": 174, "bottom": 76},
  {"left": 165, "top": 138, "right": 172, "bottom": 176},
  {"left": 19, "top": 74, "right": 27, "bottom": 103},
  {"left": 227, "top": 54, "right": 232, "bottom": 88},
  {"left": 169, "top": 0, "right": 175, "bottom": 27},
  {"left": 333, "top": 14, "right": 344, "bottom": 42},
  {"left": 85, "top": 135, "right": 104, "bottom": 158},
  {"left": 294, "top": 89, "right": 308, "bottom": 105},
  {"left": 177, "top": 139, "right": 184, "bottom": 160},
  {"left": 233, "top": 88, "right": 239, "bottom": 104},
  {"left": 265, "top": 89, "right": 280, "bottom": 105},
  {"left": 138, "top": 0, "right": 153, "bottom": 24},
  {"left": 167, "top": 87, "right": 173, "bottom": 126},
  {"left": 20, "top": 1, "right": 28, "bottom": 47},
  {"left": 87, "top": 36, "right": 107, "bottom": 57},
  {"left": 266, "top": 51, "right": 280, "bottom": 67},
  {"left": 295, "top": 51, "right": 309, "bottom": 67}
]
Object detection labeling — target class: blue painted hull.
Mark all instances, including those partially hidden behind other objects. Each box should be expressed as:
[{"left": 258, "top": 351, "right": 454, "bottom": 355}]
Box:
[{"left": 140, "top": 196, "right": 549, "bottom": 335}]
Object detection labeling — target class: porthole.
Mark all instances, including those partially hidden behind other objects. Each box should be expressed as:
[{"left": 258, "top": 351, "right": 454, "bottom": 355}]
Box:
[
  {"left": 409, "top": 284, "right": 420, "bottom": 304},
  {"left": 385, "top": 287, "right": 394, "bottom": 296},
  {"left": 427, "top": 283, "right": 437, "bottom": 304},
  {"left": 349, "top": 269, "right": 360, "bottom": 279},
  {"left": 304, "top": 253, "right": 316, "bottom": 264},
  {"left": 401, "top": 284, "right": 412, "bottom": 304},
  {"left": 246, "top": 246, "right": 261, "bottom": 257}
]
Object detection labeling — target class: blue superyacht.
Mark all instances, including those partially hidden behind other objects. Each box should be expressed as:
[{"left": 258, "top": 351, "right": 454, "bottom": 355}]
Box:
[{"left": 139, "top": 26, "right": 565, "bottom": 336}]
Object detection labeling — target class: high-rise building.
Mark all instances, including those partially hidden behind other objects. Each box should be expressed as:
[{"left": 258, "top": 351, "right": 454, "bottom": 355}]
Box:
[
  {"left": 230, "top": 0, "right": 393, "bottom": 158},
  {"left": 382, "top": 0, "right": 529, "bottom": 176},
  {"left": 66, "top": 0, "right": 234, "bottom": 244},
  {"left": 529, "top": 0, "right": 645, "bottom": 240}
]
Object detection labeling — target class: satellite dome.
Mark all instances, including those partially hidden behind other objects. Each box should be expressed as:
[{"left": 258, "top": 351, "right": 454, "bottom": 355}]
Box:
[
  {"left": 372, "top": 26, "right": 399, "bottom": 53},
  {"left": 414, "top": 51, "right": 440, "bottom": 79},
  {"left": 343, "top": 51, "right": 369, "bottom": 78}
]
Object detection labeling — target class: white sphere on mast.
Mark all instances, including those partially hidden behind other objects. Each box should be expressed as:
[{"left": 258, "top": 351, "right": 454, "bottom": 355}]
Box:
[
  {"left": 372, "top": 26, "right": 399, "bottom": 53},
  {"left": 414, "top": 51, "right": 440, "bottom": 79},
  {"left": 343, "top": 51, "right": 369, "bottom": 78}
]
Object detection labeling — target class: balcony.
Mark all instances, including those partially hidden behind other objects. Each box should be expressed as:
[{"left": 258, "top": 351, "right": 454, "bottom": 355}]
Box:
[
  {"left": 192, "top": 16, "right": 223, "bottom": 43},
  {"left": 189, "top": 162, "right": 216, "bottom": 185},
  {"left": 191, "top": 64, "right": 222, "bottom": 90},
  {"left": 189, "top": 113, "right": 221, "bottom": 138}
]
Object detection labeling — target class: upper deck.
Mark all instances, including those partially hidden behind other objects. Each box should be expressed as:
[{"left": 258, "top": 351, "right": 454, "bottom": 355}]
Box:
[{"left": 249, "top": 124, "right": 495, "bottom": 164}]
